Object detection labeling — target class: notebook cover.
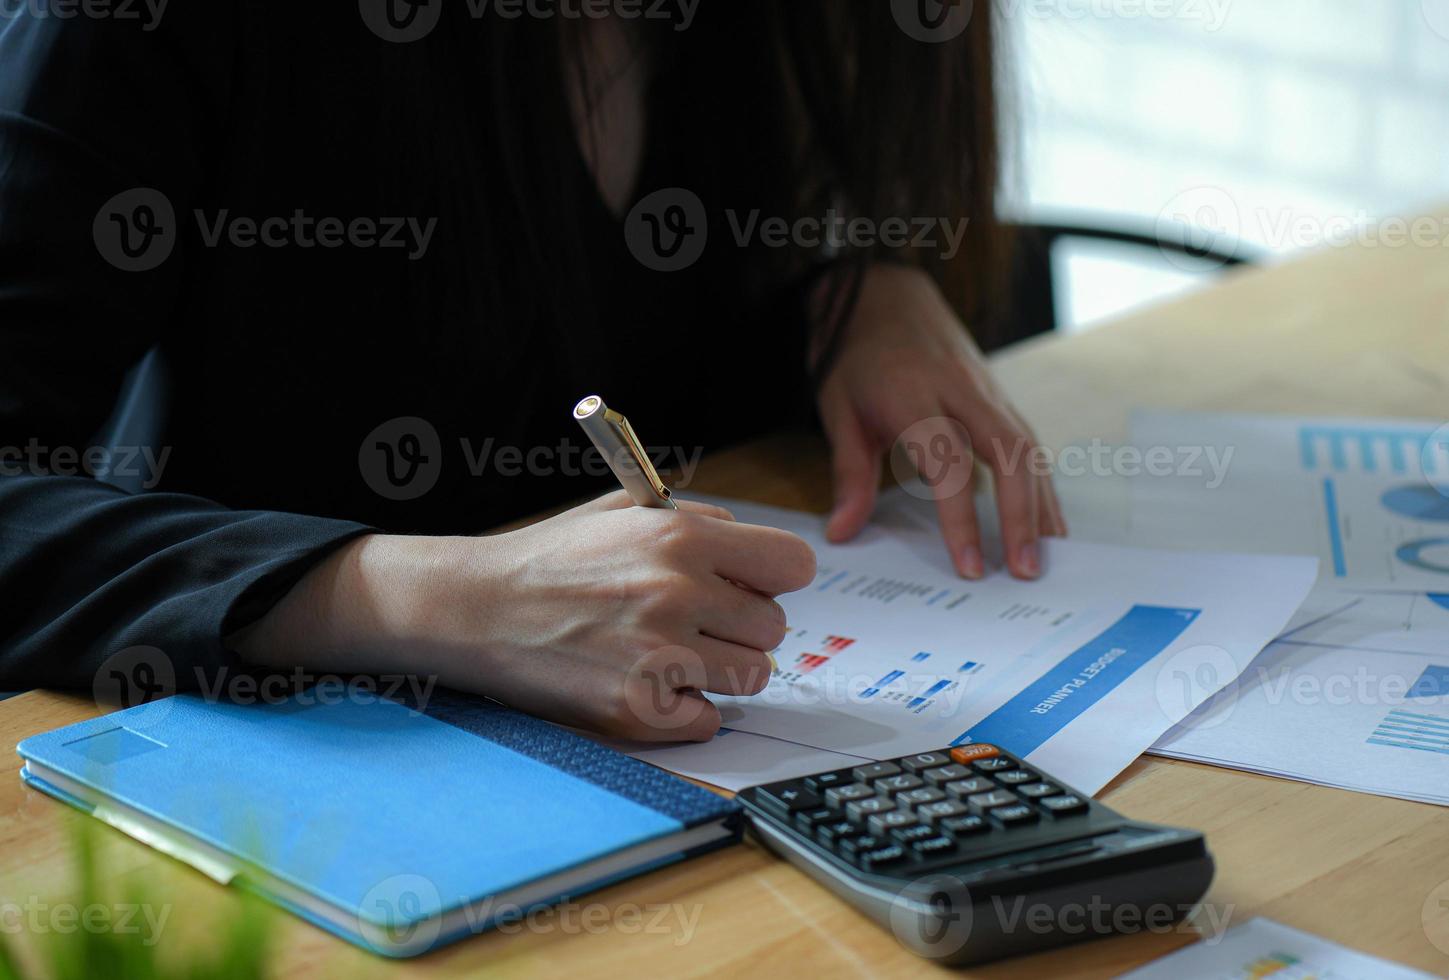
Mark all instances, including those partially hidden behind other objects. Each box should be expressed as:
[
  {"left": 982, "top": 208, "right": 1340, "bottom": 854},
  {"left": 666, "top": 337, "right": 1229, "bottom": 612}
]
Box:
[{"left": 16, "top": 684, "right": 740, "bottom": 955}]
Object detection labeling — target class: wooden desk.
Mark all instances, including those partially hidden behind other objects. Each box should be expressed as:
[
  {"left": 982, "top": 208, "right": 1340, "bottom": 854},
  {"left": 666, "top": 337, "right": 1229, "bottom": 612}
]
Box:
[{"left": 4, "top": 226, "right": 1449, "bottom": 977}]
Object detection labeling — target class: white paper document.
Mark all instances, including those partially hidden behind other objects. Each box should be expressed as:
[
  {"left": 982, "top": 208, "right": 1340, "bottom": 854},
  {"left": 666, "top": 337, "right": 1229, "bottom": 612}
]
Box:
[
  {"left": 1152, "top": 635, "right": 1449, "bottom": 805},
  {"left": 1283, "top": 589, "right": 1449, "bottom": 658},
  {"left": 1129, "top": 411, "right": 1449, "bottom": 804},
  {"left": 1129, "top": 411, "right": 1449, "bottom": 590},
  {"left": 626, "top": 495, "right": 1316, "bottom": 796},
  {"left": 1120, "top": 917, "right": 1438, "bottom": 979}
]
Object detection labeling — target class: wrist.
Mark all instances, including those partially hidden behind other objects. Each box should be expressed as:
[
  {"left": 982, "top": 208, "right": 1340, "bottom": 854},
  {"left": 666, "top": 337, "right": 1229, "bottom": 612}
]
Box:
[{"left": 232, "top": 533, "right": 468, "bottom": 675}]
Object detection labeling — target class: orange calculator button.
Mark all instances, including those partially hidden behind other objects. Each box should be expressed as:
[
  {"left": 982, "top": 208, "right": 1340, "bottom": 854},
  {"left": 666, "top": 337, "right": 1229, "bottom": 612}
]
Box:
[{"left": 950, "top": 744, "right": 1001, "bottom": 765}]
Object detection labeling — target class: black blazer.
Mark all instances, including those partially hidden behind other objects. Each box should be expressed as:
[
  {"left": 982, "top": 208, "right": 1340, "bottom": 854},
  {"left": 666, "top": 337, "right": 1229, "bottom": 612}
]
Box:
[{"left": 0, "top": 4, "right": 813, "bottom": 690}]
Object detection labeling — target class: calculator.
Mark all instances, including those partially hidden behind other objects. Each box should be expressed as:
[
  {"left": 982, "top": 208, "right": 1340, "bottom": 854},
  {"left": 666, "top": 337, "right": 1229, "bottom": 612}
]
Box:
[{"left": 738, "top": 744, "right": 1214, "bottom": 966}]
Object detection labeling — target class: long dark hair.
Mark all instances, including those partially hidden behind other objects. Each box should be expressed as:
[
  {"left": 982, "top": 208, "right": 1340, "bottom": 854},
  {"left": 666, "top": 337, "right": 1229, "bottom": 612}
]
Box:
[{"left": 398, "top": 1, "right": 1003, "bottom": 382}]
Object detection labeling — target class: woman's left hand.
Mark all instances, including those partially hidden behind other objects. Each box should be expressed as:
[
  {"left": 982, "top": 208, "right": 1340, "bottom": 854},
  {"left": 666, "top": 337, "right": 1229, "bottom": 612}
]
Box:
[{"left": 815, "top": 263, "right": 1067, "bottom": 580}]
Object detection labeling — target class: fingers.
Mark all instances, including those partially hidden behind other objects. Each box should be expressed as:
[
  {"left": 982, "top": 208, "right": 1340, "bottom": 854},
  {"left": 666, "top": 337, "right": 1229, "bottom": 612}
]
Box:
[
  {"left": 985, "top": 430, "right": 1041, "bottom": 579},
  {"left": 901, "top": 414, "right": 984, "bottom": 579},
  {"left": 1002, "top": 405, "right": 1067, "bottom": 539},
  {"left": 704, "top": 521, "right": 817, "bottom": 596},
  {"left": 673, "top": 499, "right": 736, "bottom": 522},
  {"left": 690, "top": 635, "right": 775, "bottom": 696},
  {"left": 1039, "top": 472, "right": 1068, "bottom": 537},
  {"left": 945, "top": 393, "right": 1043, "bottom": 580},
  {"left": 590, "top": 491, "right": 737, "bottom": 523},
  {"left": 697, "top": 580, "right": 789, "bottom": 652},
  {"left": 821, "top": 398, "right": 880, "bottom": 544},
  {"left": 935, "top": 490, "right": 985, "bottom": 579}
]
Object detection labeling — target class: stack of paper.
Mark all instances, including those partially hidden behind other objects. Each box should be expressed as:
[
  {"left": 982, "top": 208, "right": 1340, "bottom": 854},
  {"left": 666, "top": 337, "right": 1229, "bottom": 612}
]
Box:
[
  {"left": 611, "top": 493, "right": 1316, "bottom": 796},
  {"left": 1133, "top": 412, "right": 1449, "bottom": 805}
]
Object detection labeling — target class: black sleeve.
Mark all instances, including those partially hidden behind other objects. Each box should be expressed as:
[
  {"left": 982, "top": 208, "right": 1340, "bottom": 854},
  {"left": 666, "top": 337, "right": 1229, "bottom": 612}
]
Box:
[{"left": 0, "top": 10, "right": 372, "bottom": 691}]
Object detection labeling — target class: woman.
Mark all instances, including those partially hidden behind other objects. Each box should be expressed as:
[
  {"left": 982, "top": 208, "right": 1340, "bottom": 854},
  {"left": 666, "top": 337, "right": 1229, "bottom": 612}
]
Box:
[{"left": 0, "top": 1, "right": 1063, "bottom": 738}]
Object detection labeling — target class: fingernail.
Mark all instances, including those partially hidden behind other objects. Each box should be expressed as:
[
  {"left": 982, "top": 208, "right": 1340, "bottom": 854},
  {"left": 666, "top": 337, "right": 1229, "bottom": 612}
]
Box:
[
  {"left": 959, "top": 545, "right": 984, "bottom": 580},
  {"left": 1015, "top": 542, "right": 1041, "bottom": 579}
]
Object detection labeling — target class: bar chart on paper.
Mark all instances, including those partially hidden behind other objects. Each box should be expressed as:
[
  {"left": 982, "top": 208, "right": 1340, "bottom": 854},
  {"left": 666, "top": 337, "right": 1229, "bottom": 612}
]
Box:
[
  {"left": 1368, "top": 708, "right": 1449, "bottom": 757},
  {"left": 1154, "top": 638, "right": 1449, "bottom": 806},
  {"left": 1130, "top": 413, "right": 1449, "bottom": 590},
  {"left": 680, "top": 496, "right": 1317, "bottom": 795}
]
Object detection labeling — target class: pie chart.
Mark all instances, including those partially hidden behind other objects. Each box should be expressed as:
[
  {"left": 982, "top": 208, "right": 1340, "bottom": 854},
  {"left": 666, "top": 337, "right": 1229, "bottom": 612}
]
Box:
[{"left": 1381, "top": 485, "right": 1449, "bottom": 522}]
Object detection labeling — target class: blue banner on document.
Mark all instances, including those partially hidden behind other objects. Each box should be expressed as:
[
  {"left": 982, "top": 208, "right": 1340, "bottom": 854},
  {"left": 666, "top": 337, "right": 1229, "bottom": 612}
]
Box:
[{"left": 954, "top": 605, "right": 1201, "bottom": 756}]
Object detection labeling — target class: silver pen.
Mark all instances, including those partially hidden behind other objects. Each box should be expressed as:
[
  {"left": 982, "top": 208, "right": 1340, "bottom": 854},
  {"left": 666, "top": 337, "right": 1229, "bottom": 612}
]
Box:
[{"left": 573, "top": 395, "right": 678, "bottom": 510}]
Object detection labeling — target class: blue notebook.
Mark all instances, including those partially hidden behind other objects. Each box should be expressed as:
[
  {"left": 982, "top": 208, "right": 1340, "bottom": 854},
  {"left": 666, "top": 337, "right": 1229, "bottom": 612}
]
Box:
[{"left": 16, "top": 684, "right": 741, "bottom": 957}]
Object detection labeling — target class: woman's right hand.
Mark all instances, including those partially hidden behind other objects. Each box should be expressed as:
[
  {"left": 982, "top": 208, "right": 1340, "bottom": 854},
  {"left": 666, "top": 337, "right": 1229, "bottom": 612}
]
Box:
[{"left": 233, "top": 492, "right": 816, "bottom": 741}]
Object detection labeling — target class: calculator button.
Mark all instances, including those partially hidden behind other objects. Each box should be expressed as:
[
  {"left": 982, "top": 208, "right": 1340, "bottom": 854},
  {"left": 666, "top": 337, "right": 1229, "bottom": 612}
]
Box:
[
  {"left": 806, "top": 770, "right": 852, "bottom": 792},
  {"left": 868, "top": 810, "right": 918, "bottom": 837},
  {"left": 825, "top": 783, "right": 876, "bottom": 808},
  {"left": 795, "top": 807, "right": 835, "bottom": 830},
  {"left": 911, "top": 836, "right": 957, "bottom": 858},
  {"left": 991, "top": 804, "right": 1039, "bottom": 826},
  {"left": 900, "top": 752, "right": 952, "bottom": 773},
  {"left": 898, "top": 787, "right": 947, "bottom": 809},
  {"left": 949, "top": 744, "right": 1000, "bottom": 765},
  {"left": 940, "top": 815, "right": 988, "bottom": 836},
  {"left": 852, "top": 762, "right": 902, "bottom": 784},
  {"left": 944, "top": 777, "right": 996, "bottom": 798},
  {"left": 875, "top": 774, "right": 925, "bottom": 796},
  {"left": 839, "top": 835, "right": 881, "bottom": 858},
  {"left": 994, "top": 769, "right": 1037, "bottom": 785},
  {"left": 923, "top": 764, "right": 973, "bottom": 786},
  {"left": 860, "top": 845, "right": 908, "bottom": 871},
  {"left": 917, "top": 800, "right": 971, "bottom": 826},
  {"left": 1038, "top": 794, "right": 1089, "bottom": 815},
  {"left": 757, "top": 784, "right": 821, "bottom": 816},
  {"left": 1017, "top": 782, "right": 1061, "bottom": 799},
  {"left": 965, "top": 790, "right": 1019, "bottom": 813},
  {"left": 890, "top": 825, "right": 937, "bottom": 846},
  {"left": 817, "top": 820, "right": 858, "bottom": 845},
  {"left": 846, "top": 797, "right": 896, "bottom": 824},
  {"left": 972, "top": 758, "right": 1016, "bottom": 773}
]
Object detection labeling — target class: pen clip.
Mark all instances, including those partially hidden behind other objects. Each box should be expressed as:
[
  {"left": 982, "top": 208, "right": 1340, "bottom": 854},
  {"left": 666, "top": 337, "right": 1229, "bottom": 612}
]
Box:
[{"left": 604, "top": 408, "right": 673, "bottom": 504}]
